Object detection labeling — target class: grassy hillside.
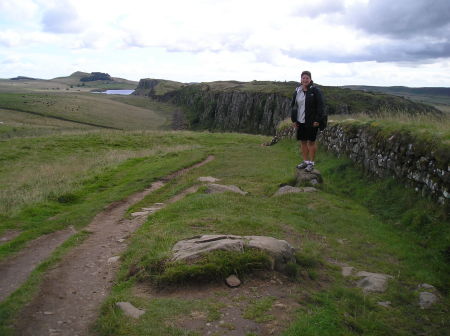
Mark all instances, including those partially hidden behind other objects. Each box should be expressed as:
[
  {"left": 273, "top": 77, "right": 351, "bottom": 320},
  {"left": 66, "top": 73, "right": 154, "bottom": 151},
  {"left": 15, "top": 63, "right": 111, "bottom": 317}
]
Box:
[
  {"left": 1, "top": 128, "right": 449, "bottom": 335},
  {"left": 0, "top": 86, "right": 449, "bottom": 335},
  {"left": 52, "top": 71, "right": 138, "bottom": 90},
  {"left": 344, "top": 85, "right": 450, "bottom": 113},
  {"left": 0, "top": 92, "right": 174, "bottom": 135}
]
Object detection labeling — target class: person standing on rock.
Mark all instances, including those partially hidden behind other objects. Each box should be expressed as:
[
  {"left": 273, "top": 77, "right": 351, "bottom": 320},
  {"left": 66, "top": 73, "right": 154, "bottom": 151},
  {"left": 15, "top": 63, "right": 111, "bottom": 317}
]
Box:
[{"left": 291, "top": 71, "right": 325, "bottom": 172}]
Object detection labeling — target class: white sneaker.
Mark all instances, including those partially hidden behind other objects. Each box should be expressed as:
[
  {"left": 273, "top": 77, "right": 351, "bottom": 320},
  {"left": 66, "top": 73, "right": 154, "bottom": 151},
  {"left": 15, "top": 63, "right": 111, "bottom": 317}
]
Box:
[
  {"left": 296, "top": 161, "right": 308, "bottom": 169},
  {"left": 305, "top": 163, "right": 314, "bottom": 172}
]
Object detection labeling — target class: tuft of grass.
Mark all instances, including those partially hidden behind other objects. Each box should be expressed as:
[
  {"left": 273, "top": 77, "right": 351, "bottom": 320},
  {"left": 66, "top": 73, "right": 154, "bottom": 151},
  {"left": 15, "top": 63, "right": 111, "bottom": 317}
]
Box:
[
  {"left": 143, "top": 249, "right": 272, "bottom": 287},
  {"left": 243, "top": 296, "right": 276, "bottom": 323}
]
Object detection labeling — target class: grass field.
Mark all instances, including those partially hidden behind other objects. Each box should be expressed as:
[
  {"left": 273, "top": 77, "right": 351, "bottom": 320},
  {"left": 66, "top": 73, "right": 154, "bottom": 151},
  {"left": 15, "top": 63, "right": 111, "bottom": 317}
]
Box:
[
  {"left": 0, "top": 92, "right": 175, "bottom": 137},
  {"left": 0, "top": 87, "right": 448, "bottom": 335},
  {"left": 1, "top": 128, "right": 448, "bottom": 335}
]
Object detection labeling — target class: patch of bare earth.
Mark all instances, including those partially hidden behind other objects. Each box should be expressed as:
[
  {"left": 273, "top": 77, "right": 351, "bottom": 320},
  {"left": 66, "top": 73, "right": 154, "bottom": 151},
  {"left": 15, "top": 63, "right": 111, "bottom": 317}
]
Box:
[
  {"left": 0, "top": 227, "right": 75, "bottom": 302},
  {"left": 13, "top": 155, "right": 214, "bottom": 336},
  {"left": 132, "top": 270, "right": 330, "bottom": 336}
]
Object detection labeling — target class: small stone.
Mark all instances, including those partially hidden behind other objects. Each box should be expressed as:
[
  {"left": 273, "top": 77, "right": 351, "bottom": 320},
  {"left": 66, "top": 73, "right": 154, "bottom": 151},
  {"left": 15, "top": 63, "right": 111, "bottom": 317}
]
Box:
[
  {"left": 198, "top": 176, "right": 220, "bottom": 183},
  {"left": 342, "top": 266, "right": 354, "bottom": 277},
  {"left": 225, "top": 275, "right": 241, "bottom": 287},
  {"left": 377, "top": 301, "right": 391, "bottom": 308},
  {"left": 131, "top": 211, "right": 149, "bottom": 217},
  {"left": 356, "top": 271, "right": 393, "bottom": 293},
  {"left": 117, "top": 239, "right": 125, "bottom": 243},
  {"left": 418, "top": 283, "right": 435, "bottom": 290},
  {"left": 116, "top": 302, "right": 145, "bottom": 319},
  {"left": 419, "top": 292, "right": 438, "bottom": 309},
  {"left": 205, "top": 184, "right": 248, "bottom": 195},
  {"left": 107, "top": 256, "right": 120, "bottom": 264},
  {"left": 44, "top": 311, "right": 54, "bottom": 315}
]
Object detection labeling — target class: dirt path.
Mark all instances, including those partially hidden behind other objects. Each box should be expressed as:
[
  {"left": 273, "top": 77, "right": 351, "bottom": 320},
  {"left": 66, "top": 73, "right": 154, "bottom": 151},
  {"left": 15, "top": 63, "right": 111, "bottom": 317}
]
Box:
[
  {"left": 13, "top": 156, "right": 214, "bottom": 336},
  {"left": 0, "top": 227, "right": 75, "bottom": 302}
]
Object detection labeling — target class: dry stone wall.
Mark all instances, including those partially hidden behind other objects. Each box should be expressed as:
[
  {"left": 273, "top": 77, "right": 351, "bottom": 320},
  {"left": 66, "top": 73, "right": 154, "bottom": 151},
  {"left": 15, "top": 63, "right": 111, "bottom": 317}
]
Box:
[{"left": 319, "top": 123, "right": 449, "bottom": 206}]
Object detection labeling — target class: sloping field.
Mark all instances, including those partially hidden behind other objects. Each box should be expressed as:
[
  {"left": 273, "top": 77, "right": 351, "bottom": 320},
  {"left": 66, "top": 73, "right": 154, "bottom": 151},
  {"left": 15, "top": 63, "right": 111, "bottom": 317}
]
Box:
[
  {"left": 0, "top": 129, "right": 448, "bottom": 336},
  {"left": 0, "top": 92, "right": 173, "bottom": 132}
]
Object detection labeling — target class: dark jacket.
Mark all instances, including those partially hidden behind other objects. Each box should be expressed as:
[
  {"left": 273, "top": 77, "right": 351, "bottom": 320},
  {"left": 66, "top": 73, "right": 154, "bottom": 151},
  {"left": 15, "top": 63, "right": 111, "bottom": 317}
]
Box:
[{"left": 290, "top": 84, "right": 326, "bottom": 130}]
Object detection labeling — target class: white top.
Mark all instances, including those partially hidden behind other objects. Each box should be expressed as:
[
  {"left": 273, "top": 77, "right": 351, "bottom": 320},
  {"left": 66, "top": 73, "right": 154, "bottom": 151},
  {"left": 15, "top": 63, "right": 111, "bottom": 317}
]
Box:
[{"left": 296, "top": 89, "right": 306, "bottom": 123}]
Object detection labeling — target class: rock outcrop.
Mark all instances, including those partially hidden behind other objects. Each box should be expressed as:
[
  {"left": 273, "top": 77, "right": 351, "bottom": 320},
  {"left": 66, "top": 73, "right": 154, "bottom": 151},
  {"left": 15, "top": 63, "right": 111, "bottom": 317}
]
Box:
[{"left": 134, "top": 79, "right": 439, "bottom": 136}]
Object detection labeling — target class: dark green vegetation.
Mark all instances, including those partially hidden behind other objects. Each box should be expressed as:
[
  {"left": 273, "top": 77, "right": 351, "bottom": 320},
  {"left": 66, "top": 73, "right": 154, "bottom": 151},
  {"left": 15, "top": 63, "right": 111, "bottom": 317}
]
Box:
[
  {"left": 0, "top": 81, "right": 449, "bottom": 335},
  {"left": 344, "top": 85, "right": 450, "bottom": 112},
  {"left": 134, "top": 79, "right": 440, "bottom": 136}
]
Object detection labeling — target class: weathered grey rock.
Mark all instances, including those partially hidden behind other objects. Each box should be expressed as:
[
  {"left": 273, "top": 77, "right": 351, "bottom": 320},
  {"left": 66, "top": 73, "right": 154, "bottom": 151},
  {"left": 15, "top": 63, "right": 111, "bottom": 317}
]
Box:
[
  {"left": 172, "top": 235, "right": 244, "bottom": 262},
  {"left": 418, "top": 283, "right": 436, "bottom": 290},
  {"left": 274, "top": 185, "right": 317, "bottom": 196},
  {"left": 171, "top": 235, "right": 295, "bottom": 271},
  {"left": 356, "top": 271, "right": 393, "bottom": 293},
  {"left": 198, "top": 176, "right": 220, "bottom": 183},
  {"left": 116, "top": 302, "right": 145, "bottom": 318},
  {"left": 419, "top": 292, "right": 438, "bottom": 309},
  {"left": 342, "top": 266, "right": 354, "bottom": 277},
  {"left": 205, "top": 184, "right": 247, "bottom": 195},
  {"left": 377, "top": 301, "right": 391, "bottom": 308},
  {"left": 107, "top": 256, "right": 120, "bottom": 264},
  {"left": 295, "top": 169, "right": 323, "bottom": 187},
  {"left": 131, "top": 211, "right": 149, "bottom": 217},
  {"left": 225, "top": 275, "right": 241, "bottom": 287}
]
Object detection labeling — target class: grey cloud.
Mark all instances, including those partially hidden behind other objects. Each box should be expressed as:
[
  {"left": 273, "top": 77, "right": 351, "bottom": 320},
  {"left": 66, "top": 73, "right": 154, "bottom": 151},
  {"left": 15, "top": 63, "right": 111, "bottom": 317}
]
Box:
[
  {"left": 348, "top": 0, "right": 450, "bottom": 39},
  {"left": 42, "top": 3, "right": 83, "bottom": 34},
  {"left": 284, "top": 37, "right": 450, "bottom": 63}
]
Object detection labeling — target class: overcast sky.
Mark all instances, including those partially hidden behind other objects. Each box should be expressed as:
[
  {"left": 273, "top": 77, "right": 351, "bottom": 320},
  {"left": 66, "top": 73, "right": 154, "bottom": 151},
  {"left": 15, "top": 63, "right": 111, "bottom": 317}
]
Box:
[{"left": 1, "top": 0, "right": 449, "bottom": 87}]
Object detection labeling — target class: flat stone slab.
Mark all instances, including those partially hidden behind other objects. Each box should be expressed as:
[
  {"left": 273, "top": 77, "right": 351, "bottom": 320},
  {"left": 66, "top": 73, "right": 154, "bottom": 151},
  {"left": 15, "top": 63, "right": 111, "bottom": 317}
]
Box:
[
  {"left": 274, "top": 185, "right": 317, "bottom": 196},
  {"left": 131, "top": 211, "right": 149, "bottom": 217},
  {"left": 205, "top": 184, "right": 248, "bottom": 195},
  {"left": 295, "top": 169, "right": 323, "bottom": 186},
  {"left": 116, "top": 302, "right": 145, "bottom": 319},
  {"left": 356, "top": 271, "right": 393, "bottom": 293},
  {"left": 198, "top": 176, "right": 220, "bottom": 183},
  {"left": 172, "top": 235, "right": 295, "bottom": 271}
]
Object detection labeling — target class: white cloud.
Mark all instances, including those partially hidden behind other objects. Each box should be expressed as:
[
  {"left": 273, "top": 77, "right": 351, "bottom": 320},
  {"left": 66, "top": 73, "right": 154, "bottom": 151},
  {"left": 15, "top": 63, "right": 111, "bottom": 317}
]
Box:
[{"left": 0, "top": 0, "right": 449, "bottom": 86}]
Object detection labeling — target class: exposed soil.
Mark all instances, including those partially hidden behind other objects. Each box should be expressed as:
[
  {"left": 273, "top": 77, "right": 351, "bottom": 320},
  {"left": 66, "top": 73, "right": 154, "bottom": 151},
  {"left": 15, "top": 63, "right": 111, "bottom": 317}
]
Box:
[
  {"left": 0, "top": 227, "right": 76, "bottom": 302},
  {"left": 133, "top": 272, "right": 307, "bottom": 336},
  {"left": 12, "top": 156, "right": 214, "bottom": 336},
  {"left": 0, "top": 230, "right": 21, "bottom": 246}
]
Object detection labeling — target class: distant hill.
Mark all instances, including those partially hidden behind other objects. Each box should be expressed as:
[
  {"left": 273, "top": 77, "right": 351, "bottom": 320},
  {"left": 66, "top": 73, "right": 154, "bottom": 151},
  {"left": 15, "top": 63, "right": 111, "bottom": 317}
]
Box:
[
  {"left": 10, "top": 76, "right": 38, "bottom": 81},
  {"left": 52, "top": 71, "right": 138, "bottom": 89},
  {"left": 343, "top": 85, "right": 450, "bottom": 109}
]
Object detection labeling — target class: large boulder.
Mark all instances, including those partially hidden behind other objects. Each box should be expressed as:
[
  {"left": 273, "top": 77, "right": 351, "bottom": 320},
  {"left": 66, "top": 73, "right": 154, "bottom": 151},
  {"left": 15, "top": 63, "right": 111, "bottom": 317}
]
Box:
[
  {"left": 295, "top": 169, "right": 323, "bottom": 186},
  {"left": 171, "top": 235, "right": 295, "bottom": 271}
]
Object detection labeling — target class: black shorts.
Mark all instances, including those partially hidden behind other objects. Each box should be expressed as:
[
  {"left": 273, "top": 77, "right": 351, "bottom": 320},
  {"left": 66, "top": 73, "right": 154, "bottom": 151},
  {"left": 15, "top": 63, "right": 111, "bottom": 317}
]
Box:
[{"left": 296, "top": 123, "right": 318, "bottom": 141}]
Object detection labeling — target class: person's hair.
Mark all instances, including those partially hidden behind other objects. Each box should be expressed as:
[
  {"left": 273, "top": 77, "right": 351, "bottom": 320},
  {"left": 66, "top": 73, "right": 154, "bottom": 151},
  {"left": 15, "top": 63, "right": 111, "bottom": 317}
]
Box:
[{"left": 301, "top": 70, "right": 312, "bottom": 79}]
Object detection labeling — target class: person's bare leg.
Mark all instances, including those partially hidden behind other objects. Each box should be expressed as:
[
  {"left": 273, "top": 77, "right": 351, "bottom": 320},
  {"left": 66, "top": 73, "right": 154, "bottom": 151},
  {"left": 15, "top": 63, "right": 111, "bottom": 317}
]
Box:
[
  {"left": 300, "top": 141, "right": 308, "bottom": 161},
  {"left": 307, "top": 141, "right": 317, "bottom": 162}
]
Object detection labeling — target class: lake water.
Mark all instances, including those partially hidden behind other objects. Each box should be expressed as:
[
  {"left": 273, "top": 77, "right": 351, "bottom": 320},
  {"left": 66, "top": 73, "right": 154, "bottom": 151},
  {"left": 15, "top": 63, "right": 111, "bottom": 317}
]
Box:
[{"left": 92, "top": 90, "right": 135, "bottom": 95}]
